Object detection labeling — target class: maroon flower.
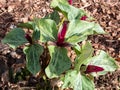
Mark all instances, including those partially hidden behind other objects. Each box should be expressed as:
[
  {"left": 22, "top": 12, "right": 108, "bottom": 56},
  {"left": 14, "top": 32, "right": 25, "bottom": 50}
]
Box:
[
  {"left": 80, "top": 16, "right": 87, "bottom": 20},
  {"left": 85, "top": 65, "right": 104, "bottom": 74},
  {"left": 56, "top": 21, "right": 70, "bottom": 47},
  {"left": 68, "top": 0, "right": 72, "bottom": 5},
  {"left": 25, "top": 34, "right": 33, "bottom": 44}
]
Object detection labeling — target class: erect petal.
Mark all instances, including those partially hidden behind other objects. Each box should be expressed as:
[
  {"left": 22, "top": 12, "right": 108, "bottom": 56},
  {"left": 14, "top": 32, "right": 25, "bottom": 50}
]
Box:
[
  {"left": 57, "top": 21, "right": 69, "bottom": 45},
  {"left": 68, "top": 0, "right": 73, "bottom": 5},
  {"left": 25, "top": 34, "right": 33, "bottom": 44},
  {"left": 80, "top": 16, "right": 87, "bottom": 20},
  {"left": 85, "top": 65, "right": 104, "bottom": 73}
]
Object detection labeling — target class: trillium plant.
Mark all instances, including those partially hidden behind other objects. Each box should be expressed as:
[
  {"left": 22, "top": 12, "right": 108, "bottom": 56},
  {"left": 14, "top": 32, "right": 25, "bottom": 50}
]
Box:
[{"left": 2, "top": 0, "right": 118, "bottom": 90}]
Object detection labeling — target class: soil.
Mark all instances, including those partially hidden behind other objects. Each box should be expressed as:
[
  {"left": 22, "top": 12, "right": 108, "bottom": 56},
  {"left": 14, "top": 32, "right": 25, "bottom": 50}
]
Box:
[{"left": 0, "top": 0, "right": 120, "bottom": 90}]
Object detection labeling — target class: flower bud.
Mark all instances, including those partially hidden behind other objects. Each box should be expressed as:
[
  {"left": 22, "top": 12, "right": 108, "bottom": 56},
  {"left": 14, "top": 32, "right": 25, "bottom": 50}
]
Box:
[
  {"left": 68, "top": 0, "right": 73, "bottom": 5},
  {"left": 85, "top": 65, "right": 104, "bottom": 73},
  {"left": 80, "top": 16, "right": 87, "bottom": 20},
  {"left": 25, "top": 34, "right": 33, "bottom": 44},
  {"left": 57, "top": 21, "right": 68, "bottom": 46}
]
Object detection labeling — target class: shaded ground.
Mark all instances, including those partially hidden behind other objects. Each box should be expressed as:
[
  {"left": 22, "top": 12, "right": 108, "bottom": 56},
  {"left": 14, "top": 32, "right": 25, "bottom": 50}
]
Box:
[{"left": 0, "top": 0, "right": 120, "bottom": 90}]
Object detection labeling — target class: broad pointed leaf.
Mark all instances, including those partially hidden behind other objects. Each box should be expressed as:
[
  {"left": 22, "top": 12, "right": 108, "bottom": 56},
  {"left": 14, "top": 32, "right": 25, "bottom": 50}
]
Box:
[
  {"left": 18, "top": 21, "right": 40, "bottom": 41},
  {"left": 65, "top": 20, "right": 106, "bottom": 44},
  {"left": 24, "top": 44, "right": 43, "bottom": 75},
  {"left": 65, "top": 20, "right": 94, "bottom": 43},
  {"left": 62, "top": 70, "right": 79, "bottom": 89},
  {"left": 17, "top": 21, "right": 34, "bottom": 30},
  {"left": 75, "top": 41, "right": 94, "bottom": 71},
  {"left": 85, "top": 50, "right": 118, "bottom": 76},
  {"left": 81, "top": 74, "right": 94, "bottom": 90},
  {"left": 2, "top": 28, "right": 28, "bottom": 48},
  {"left": 91, "top": 23, "right": 106, "bottom": 34},
  {"left": 45, "top": 10, "right": 60, "bottom": 25},
  {"left": 45, "top": 46, "right": 71, "bottom": 78},
  {"left": 51, "top": 0, "right": 85, "bottom": 20},
  {"left": 62, "top": 70, "right": 94, "bottom": 90},
  {"left": 35, "top": 19, "right": 58, "bottom": 42},
  {"left": 66, "top": 35, "right": 87, "bottom": 44}
]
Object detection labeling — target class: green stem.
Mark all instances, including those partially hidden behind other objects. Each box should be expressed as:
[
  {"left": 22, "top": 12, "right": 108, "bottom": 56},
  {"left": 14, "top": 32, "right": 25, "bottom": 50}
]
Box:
[{"left": 75, "top": 56, "right": 86, "bottom": 72}]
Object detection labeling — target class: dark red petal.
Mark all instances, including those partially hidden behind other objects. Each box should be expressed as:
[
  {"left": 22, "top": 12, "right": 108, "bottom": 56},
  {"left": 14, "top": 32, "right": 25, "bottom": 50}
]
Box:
[
  {"left": 25, "top": 34, "right": 33, "bottom": 44},
  {"left": 85, "top": 65, "right": 104, "bottom": 73},
  {"left": 68, "top": 0, "right": 73, "bottom": 5},
  {"left": 80, "top": 16, "right": 87, "bottom": 20},
  {"left": 56, "top": 42, "right": 71, "bottom": 47},
  {"left": 57, "top": 21, "right": 68, "bottom": 44}
]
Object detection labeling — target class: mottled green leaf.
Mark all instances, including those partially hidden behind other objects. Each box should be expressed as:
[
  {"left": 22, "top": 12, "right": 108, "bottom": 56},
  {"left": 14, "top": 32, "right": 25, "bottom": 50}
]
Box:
[
  {"left": 62, "top": 70, "right": 79, "bottom": 89},
  {"left": 66, "top": 35, "right": 87, "bottom": 44},
  {"left": 2, "top": 28, "right": 28, "bottom": 48},
  {"left": 85, "top": 50, "right": 118, "bottom": 76},
  {"left": 45, "top": 46, "right": 71, "bottom": 78},
  {"left": 51, "top": 0, "right": 85, "bottom": 20},
  {"left": 18, "top": 21, "right": 40, "bottom": 41},
  {"left": 91, "top": 23, "right": 106, "bottom": 34},
  {"left": 45, "top": 10, "right": 60, "bottom": 25},
  {"left": 75, "top": 41, "right": 94, "bottom": 71},
  {"left": 24, "top": 44, "right": 43, "bottom": 75},
  {"left": 35, "top": 19, "right": 58, "bottom": 42},
  {"left": 81, "top": 74, "right": 94, "bottom": 90},
  {"left": 62, "top": 70, "right": 94, "bottom": 90},
  {"left": 65, "top": 20, "right": 106, "bottom": 44}
]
